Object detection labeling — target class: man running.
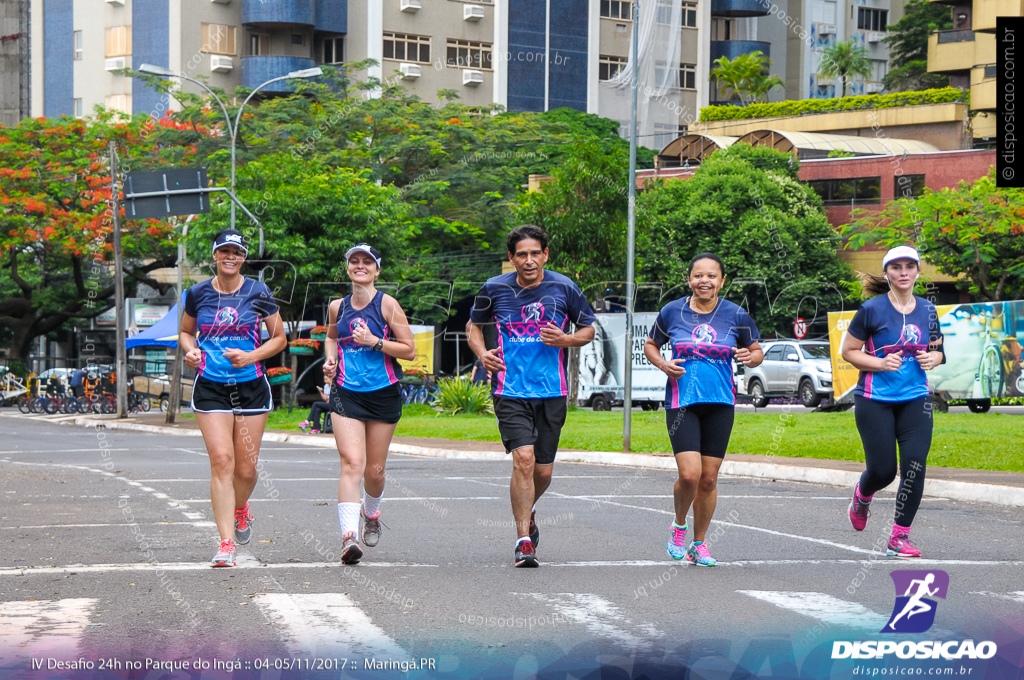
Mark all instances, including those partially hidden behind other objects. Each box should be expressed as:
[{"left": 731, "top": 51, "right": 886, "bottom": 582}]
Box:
[{"left": 467, "top": 224, "right": 596, "bottom": 568}]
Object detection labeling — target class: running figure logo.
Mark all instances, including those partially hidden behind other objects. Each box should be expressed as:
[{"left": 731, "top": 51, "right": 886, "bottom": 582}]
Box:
[
  {"left": 900, "top": 324, "right": 922, "bottom": 345},
  {"left": 349, "top": 317, "right": 368, "bottom": 334},
  {"left": 214, "top": 307, "right": 239, "bottom": 325},
  {"left": 521, "top": 302, "right": 545, "bottom": 323},
  {"left": 881, "top": 570, "right": 949, "bottom": 633},
  {"left": 692, "top": 324, "right": 717, "bottom": 344}
]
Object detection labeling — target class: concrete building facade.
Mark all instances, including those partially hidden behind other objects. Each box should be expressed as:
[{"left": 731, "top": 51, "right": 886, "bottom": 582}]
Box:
[
  {"left": 0, "top": 0, "right": 29, "bottom": 125},
  {"left": 28, "top": 0, "right": 906, "bottom": 135}
]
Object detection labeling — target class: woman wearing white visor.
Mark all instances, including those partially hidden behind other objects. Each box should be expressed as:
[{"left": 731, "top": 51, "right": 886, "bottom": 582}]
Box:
[{"left": 841, "top": 246, "right": 945, "bottom": 557}]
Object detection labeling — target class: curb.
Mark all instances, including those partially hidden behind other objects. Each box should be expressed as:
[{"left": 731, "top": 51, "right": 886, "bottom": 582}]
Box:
[{"left": 72, "top": 417, "right": 1024, "bottom": 507}]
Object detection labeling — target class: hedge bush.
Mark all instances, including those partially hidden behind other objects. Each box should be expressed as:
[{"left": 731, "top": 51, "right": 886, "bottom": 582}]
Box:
[{"left": 698, "top": 87, "right": 966, "bottom": 123}]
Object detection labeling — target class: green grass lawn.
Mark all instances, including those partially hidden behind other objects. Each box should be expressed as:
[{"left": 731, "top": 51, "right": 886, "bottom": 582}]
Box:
[{"left": 262, "top": 404, "right": 1024, "bottom": 473}]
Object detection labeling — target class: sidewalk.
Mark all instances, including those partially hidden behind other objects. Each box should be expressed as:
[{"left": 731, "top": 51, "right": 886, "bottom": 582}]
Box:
[{"left": 59, "top": 412, "right": 1024, "bottom": 507}]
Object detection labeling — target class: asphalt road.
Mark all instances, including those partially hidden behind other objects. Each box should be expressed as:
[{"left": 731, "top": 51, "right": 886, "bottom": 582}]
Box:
[{"left": 1, "top": 414, "right": 1022, "bottom": 679}]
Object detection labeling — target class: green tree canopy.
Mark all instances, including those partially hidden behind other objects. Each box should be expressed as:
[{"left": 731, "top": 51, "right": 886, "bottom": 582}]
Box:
[
  {"left": 638, "top": 144, "right": 854, "bottom": 337},
  {"left": 844, "top": 170, "right": 1024, "bottom": 301}
]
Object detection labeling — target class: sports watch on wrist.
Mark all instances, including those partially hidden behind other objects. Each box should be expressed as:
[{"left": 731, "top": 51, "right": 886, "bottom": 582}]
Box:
[{"left": 372, "top": 337, "right": 384, "bottom": 351}]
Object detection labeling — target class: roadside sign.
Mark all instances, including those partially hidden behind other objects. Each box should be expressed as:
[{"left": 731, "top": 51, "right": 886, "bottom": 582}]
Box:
[{"left": 794, "top": 318, "right": 808, "bottom": 339}]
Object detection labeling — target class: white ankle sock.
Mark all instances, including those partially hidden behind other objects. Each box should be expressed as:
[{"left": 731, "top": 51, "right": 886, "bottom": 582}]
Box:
[
  {"left": 337, "top": 502, "right": 361, "bottom": 536},
  {"left": 362, "top": 492, "right": 382, "bottom": 517}
]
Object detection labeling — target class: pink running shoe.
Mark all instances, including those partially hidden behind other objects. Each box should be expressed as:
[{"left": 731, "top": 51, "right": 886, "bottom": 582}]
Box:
[
  {"left": 887, "top": 531, "right": 922, "bottom": 558},
  {"left": 848, "top": 484, "right": 871, "bottom": 532}
]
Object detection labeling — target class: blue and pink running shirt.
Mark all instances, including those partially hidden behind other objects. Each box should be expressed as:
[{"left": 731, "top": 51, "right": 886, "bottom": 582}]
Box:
[
  {"left": 184, "top": 278, "right": 279, "bottom": 383},
  {"left": 335, "top": 290, "right": 402, "bottom": 392},
  {"left": 470, "top": 271, "right": 596, "bottom": 399},
  {"left": 847, "top": 294, "right": 944, "bottom": 402},
  {"left": 648, "top": 297, "right": 760, "bottom": 409}
]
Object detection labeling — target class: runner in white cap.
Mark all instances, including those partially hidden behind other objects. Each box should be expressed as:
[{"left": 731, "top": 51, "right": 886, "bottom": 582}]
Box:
[{"left": 841, "top": 246, "right": 945, "bottom": 557}]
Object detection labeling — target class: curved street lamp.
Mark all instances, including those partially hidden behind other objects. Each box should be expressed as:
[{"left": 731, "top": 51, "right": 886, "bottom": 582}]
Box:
[{"left": 135, "top": 63, "right": 323, "bottom": 260}]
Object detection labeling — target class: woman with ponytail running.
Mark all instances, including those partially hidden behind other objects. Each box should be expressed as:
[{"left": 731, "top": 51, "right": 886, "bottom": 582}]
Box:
[
  {"left": 842, "top": 246, "right": 945, "bottom": 558},
  {"left": 323, "top": 244, "right": 416, "bottom": 564}
]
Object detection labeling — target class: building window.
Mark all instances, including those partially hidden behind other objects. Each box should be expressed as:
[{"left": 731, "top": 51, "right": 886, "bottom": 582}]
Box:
[
  {"left": 74, "top": 98, "right": 83, "bottom": 117},
  {"left": 249, "top": 33, "right": 267, "bottom": 56},
  {"left": 655, "top": 0, "right": 698, "bottom": 27},
  {"left": 857, "top": 8, "right": 888, "bottom": 31},
  {"left": 599, "top": 54, "right": 628, "bottom": 81},
  {"left": 201, "top": 23, "right": 237, "bottom": 55},
  {"left": 384, "top": 32, "right": 431, "bottom": 64},
  {"left": 322, "top": 37, "right": 344, "bottom": 64},
  {"left": 654, "top": 61, "right": 697, "bottom": 89},
  {"left": 711, "top": 18, "right": 735, "bottom": 41},
  {"left": 291, "top": 33, "right": 304, "bottom": 46},
  {"left": 808, "top": 176, "right": 881, "bottom": 205},
  {"left": 682, "top": 2, "right": 697, "bottom": 27},
  {"left": 870, "top": 58, "right": 887, "bottom": 82},
  {"left": 601, "top": 0, "right": 632, "bottom": 20},
  {"left": 446, "top": 38, "right": 492, "bottom": 69},
  {"left": 104, "top": 94, "right": 131, "bottom": 114},
  {"left": 813, "top": 0, "right": 837, "bottom": 24},
  {"left": 653, "top": 123, "right": 686, "bottom": 150},
  {"left": 894, "top": 174, "right": 926, "bottom": 199},
  {"left": 74, "top": 31, "right": 83, "bottom": 60},
  {"left": 105, "top": 26, "right": 131, "bottom": 57}
]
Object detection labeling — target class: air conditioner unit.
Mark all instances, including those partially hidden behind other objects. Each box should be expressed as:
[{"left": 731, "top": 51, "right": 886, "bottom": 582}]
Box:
[
  {"left": 211, "top": 55, "right": 233, "bottom": 72},
  {"left": 463, "top": 69, "right": 484, "bottom": 86},
  {"left": 105, "top": 0, "right": 125, "bottom": 5},
  {"left": 105, "top": 57, "right": 126, "bottom": 71},
  {"left": 399, "top": 62, "right": 421, "bottom": 79},
  {"left": 867, "top": 31, "right": 886, "bottom": 43},
  {"left": 818, "top": 23, "right": 837, "bottom": 35},
  {"left": 464, "top": 4, "right": 486, "bottom": 21},
  {"left": 401, "top": 0, "right": 421, "bottom": 11},
  {"left": 865, "top": 82, "right": 885, "bottom": 93}
]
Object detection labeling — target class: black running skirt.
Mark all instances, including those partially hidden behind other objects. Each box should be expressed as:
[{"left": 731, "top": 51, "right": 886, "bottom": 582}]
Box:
[
  {"left": 191, "top": 375, "right": 273, "bottom": 415},
  {"left": 329, "top": 382, "right": 403, "bottom": 424}
]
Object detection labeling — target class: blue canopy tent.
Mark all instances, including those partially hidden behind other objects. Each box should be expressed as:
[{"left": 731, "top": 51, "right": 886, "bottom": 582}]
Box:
[{"left": 125, "top": 296, "right": 183, "bottom": 349}]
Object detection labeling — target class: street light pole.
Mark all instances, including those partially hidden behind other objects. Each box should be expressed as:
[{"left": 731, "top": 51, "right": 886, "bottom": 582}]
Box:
[
  {"left": 108, "top": 142, "right": 128, "bottom": 419},
  {"left": 134, "top": 65, "right": 322, "bottom": 265},
  {"left": 623, "top": 0, "right": 640, "bottom": 453}
]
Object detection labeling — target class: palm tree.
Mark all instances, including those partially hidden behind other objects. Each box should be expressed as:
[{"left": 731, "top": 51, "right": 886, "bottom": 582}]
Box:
[
  {"left": 710, "top": 51, "right": 782, "bottom": 105},
  {"left": 817, "top": 40, "right": 872, "bottom": 97}
]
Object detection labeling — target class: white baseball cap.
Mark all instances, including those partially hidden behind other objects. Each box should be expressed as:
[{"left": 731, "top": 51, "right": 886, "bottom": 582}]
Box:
[
  {"left": 881, "top": 246, "right": 920, "bottom": 268},
  {"left": 345, "top": 244, "right": 382, "bottom": 269}
]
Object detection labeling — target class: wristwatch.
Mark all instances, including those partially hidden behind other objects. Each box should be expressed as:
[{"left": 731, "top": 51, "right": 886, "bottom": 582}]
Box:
[{"left": 372, "top": 337, "right": 384, "bottom": 351}]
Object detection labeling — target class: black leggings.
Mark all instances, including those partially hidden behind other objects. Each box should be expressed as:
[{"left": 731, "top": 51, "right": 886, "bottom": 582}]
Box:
[
  {"left": 307, "top": 401, "right": 331, "bottom": 430},
  {"left": 854, "top": 395, "right": 933, "bottom": 526}
]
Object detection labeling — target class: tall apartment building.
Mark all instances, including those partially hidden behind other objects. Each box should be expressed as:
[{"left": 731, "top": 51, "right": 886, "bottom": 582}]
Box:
[
  {"left": 925, "top": 0, "right": 996, "bottom": 139},
  {"left": 1, "top": 0, "right": 29, "bottom": 125},
  {"left": 761, "top": 0, "right": 907, "bottom": 101},
  {"left": 29, "top": 0, "right": 904, "bottom": 147}
]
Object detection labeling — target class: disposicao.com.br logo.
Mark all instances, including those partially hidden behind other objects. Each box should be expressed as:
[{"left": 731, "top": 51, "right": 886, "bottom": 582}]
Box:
[{"left": 831, "top": 570, "right": 997, "bottom": 661}]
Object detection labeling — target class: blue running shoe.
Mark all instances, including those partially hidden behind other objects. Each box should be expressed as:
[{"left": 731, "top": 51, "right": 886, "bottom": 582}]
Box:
[
  {"left": 685, "top": 540, "right": 717, "bottom": 567},
  {"left": 666, "top": 522, "right": 688, "bottom": 560}
]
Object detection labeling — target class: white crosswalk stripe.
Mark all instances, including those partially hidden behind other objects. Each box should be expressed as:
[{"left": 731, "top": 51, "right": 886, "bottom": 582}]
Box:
[
  {"left": 971, "top": 591, "right": 1024, "bottom": 603},
  {"left": 252, "top": 593, "right": 406, "bottom": 658},
  {"left": 518, "top": 593, "right": 663, "bottom": 651},
  {"left": 737, "top": 591, "right": 890, "bottom": 630},
  {"left": 0, "top": 598, "right": 98, "bottom": 665}
]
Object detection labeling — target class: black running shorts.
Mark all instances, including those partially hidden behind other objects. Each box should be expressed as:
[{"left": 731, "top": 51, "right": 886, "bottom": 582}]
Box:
[
  {"left": 191, "top": 375, "right": 273, "bottom": 416},
  {"left": 492, "top": 396, "right": 568, "bottom": 465},
  {"left": 665, "top": 403, "right": 735, "bottom": 458},
  {"left": 329, "top": 382, "right": 403, "bottom": 424}
]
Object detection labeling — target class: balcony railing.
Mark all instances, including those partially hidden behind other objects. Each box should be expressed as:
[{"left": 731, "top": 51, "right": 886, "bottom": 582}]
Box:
[{"left": 935, "top": 29, "right": 975, "bottom": 43}]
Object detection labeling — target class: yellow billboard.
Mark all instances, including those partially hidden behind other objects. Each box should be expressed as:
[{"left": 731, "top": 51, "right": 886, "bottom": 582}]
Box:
[
  {"left": 827, "top": 311, "right": 860, "bottom": 400},
  {"left": 398, "top": 325, "right": 435, "bottom": 376}
]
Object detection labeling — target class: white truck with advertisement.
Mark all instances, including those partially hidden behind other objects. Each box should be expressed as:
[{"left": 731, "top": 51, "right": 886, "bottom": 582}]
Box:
[{"left": 577, "top": 313, "right": 672, "bottom": 410}]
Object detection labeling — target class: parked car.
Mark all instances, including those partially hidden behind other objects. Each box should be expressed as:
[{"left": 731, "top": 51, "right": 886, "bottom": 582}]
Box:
[
  {"left": 739, "top": 340, "right": 833, "bottom": 408},
  {"left": 132, "top": 372, "right": 193, "bottom": 411}
]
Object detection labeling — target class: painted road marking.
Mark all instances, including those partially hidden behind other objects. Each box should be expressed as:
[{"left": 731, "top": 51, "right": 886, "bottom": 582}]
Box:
[
  {"left": 252, "top": 593, "right": 405, "bottom": 658},
  {"left": 0, "top": 598, "right": 97, "bottom": 665}
]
